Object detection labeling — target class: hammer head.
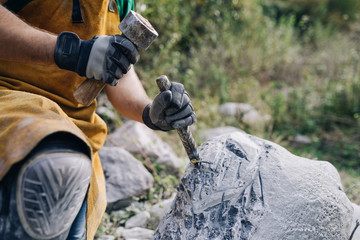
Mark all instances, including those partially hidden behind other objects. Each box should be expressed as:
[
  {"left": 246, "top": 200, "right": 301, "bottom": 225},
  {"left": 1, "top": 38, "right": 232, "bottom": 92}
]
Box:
[{"left": 119, "top": 11, "right": 158, "bottom": 50}]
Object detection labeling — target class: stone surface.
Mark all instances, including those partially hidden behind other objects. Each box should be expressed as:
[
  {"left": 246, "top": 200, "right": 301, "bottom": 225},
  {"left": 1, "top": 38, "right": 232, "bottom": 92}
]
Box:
[
  {"left": 97, "top": 235, "right": 115, "bottom": 240},
  {"left": 154, "top": 132, "right": 354, "bottom": 239},
  {"left": 218, "top": 103, "right": 270, "bottom": 128},
  {"left": 117, "top": 227, "right": 154, "bottom": 240},
  {"left": 96, "top": 99, "right": 120, "bottom": 132},
  {"left": 350, "top": 203, "right": 360, "bottom": 239},
  {"left": 106, "top": 120, "right": 185, "bottom": 170},
  {"left": 199, "top": 126, "right": 244, "bottom": 141},
  {"left": 218, "top": 102, "right": 253, "bottom": 117},
  {"left": 97, "top": 106, "right": 117, "bottom": 121},
  {"left": 242, "top": 109, "right": 271, "bottom": 128},
  {"left": 99, "top": 147, "right": 154, "bottom": 210},
  {"left": 293, "top": 134, "right": 312, "bottom": 145},
  {"left": 150, "top": 194, "right": 177, "bottom": 220},
  {"left": 125, "top": 211, "right": 151, "bottom": 229}
]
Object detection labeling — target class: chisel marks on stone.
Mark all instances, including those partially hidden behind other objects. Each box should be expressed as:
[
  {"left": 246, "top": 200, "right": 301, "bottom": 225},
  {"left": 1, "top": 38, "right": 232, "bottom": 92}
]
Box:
[
  {"left": 220, "top": 157, "right": 231, "bottom": 182},
  {"left": 349, "top": 219, "right": 360, "bottom": 240},
  {"left": 226, "top": 138, "right": 249, "bottom": 161},
  {"left": 228, "top": 205, "right": 239, "bottom": 227},
  {"left": 194, "top": 213, "right": 205, "bottom": 230},
  {"left": 217, "top": 192, "right": 226, "bottom": 223},
  {"left": 213, "top": 150, "right": 225, "bottom": 176},
  {"left": 258, "top": 169, "right": 265, "bottom": 207},
  {"left": 184, "top": 213, "right": 193, "bottom": 230},
  {"left": 236, "top": 161, "right": 242, "bottom": 180}
]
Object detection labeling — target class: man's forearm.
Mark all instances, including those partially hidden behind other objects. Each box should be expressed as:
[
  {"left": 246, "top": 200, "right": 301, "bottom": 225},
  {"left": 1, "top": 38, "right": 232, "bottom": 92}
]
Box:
[
  {"left": 0, "top": 5, "right": 56, "bottom": 65},
  {"left": 105, "top": 67, "right": 152, "bottom": 123}
]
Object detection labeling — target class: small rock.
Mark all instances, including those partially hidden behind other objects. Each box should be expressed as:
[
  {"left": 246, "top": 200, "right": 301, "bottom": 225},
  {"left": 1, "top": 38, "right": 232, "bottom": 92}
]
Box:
[
  {"left": 293, "top": 134, "right": 312, "bottom": 145},
  {"left": 96, "top": 106, "right": 119, "bottom": 132},
  {"left": 97, "top": 106, "right": 117, "bottom": 120},
  {"left": 99, "top": 147, "right": 154, "bottom": 211},
  {"left": 125, "top": 211, "right": 151, "bottom": 229},
  {"left": 115, "top": 227, "right": 125, "bottom": 237},
  {"left": 218, "top": 102, "right": 253, "bottom": 117},
  {"left": 242, "top": 109, "right": 271, "bottom": 128},
  {"left": 218, "top": 103, "right": 271, "bottom": 128},
  {"left": 97, "top": 235, "right": 115, "bottom": 240},
  {"left": 150, "top": 194, "right": 176, "bottom": 220},
  {"left": 117, "top": 227, "right": 154, "bottom": 240},
  {"left": 106, "top": 120, "right": 184, "bottom": 170},
  {"left": 351, "top": 203, "right": 360, "bottom": 239}
]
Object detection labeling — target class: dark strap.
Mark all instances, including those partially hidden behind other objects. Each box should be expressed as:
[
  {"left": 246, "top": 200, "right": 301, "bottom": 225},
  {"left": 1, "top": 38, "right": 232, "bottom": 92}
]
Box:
[
  {"left": 3, "top": 0, "right": 33, "bottom": 13},
  {"left": 72, "top": 0, "right": 84, "bottom": 23}
]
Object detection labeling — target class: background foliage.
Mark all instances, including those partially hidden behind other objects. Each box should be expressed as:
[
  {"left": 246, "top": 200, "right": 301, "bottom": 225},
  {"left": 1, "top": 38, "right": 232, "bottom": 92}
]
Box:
[{"left": 134, "top": 0, "right": 360, "bottom": 173}]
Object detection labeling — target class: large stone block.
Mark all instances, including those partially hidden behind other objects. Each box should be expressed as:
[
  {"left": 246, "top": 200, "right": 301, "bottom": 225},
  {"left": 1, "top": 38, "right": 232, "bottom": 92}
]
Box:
[
  {"left": 106, "top": 120, "right": 185, "bottom": 170},
  {"left": 154, "top": 132, "right": 355, "bottom": 239},
  {"left": 99, "top": 147, "right": 154, "bottom": 211}
]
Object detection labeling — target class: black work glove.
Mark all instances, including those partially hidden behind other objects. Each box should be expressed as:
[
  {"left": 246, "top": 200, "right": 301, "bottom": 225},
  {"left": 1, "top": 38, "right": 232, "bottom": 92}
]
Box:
[
  {"left": 142, "top": 82, "right": 196, "bottom": 131},
  {"left": 54, "top": 32, "right": 139, "bottom": 86}
]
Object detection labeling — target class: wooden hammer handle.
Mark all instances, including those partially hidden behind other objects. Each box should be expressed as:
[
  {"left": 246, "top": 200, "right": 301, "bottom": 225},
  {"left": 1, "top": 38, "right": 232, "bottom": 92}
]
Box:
[{"left": 73, "top": 79, "right": 106, "bottom": 106}]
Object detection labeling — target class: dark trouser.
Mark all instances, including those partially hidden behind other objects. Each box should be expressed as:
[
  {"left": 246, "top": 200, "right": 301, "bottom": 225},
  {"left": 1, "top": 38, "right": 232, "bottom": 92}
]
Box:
[
  {"left": 0, "top": 133, "right": 91, "bottom": 240},
  {"left": 67, "top": 198, "right": 87, "bottom": 240}
]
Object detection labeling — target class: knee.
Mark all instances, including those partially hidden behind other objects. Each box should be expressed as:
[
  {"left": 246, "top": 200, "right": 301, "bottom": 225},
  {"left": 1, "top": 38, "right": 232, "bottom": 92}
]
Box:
[{"left": 0, "top": 132, "right": 92, "bottom": 240}]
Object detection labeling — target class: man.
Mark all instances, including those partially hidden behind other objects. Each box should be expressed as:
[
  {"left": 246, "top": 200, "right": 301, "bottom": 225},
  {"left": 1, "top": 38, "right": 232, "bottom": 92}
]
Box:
[{"left": 0, "top": 0, "right": 195, "bottom": 239}]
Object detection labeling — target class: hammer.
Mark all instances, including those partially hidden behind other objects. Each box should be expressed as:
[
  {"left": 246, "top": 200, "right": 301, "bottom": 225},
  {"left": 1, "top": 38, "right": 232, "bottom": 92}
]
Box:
[{"left": 73, "top": 11, "right": 158, "bottom": 106}]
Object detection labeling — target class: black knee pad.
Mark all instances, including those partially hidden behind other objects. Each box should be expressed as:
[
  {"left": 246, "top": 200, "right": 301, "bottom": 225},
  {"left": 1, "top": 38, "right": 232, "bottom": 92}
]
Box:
[{"left": 0, "top": 133, "right": 92, "bottom": 240}]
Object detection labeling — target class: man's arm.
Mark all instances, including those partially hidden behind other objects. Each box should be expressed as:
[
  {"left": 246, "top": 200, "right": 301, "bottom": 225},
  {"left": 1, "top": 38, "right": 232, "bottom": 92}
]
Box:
[
  {"left": 106, "top": 67, "right": 196, "bottom": 131},
  {"left": 0, "top": 2, "right": 195, "bottom": 129},
  {"left": 104, "top": 67, "right": 151, "bottom": 123},
  {"left": 0, "top": 5, "right": 56, "bottom": 65}
]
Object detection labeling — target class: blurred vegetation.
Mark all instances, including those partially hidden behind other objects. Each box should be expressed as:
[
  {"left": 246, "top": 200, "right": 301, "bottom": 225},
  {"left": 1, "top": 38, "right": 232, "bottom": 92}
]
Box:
[
  {"left": 262, "top": 0, "right": 360, "bottom": 32},
  {"left": 134, "top": 0, "right": 359, "bottom": 174}
]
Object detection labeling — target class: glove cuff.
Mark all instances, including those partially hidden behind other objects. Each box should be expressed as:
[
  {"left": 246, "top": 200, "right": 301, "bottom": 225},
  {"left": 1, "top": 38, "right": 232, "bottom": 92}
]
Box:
[
  {"left": 54, "top": 32, "right": 95, "bottom": 77},
  {"left": 142, "top": 104, "right": 164, "bottom": 131},
  {"left": 54, "top": 32, "right": 81, "bottom": 72}
]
